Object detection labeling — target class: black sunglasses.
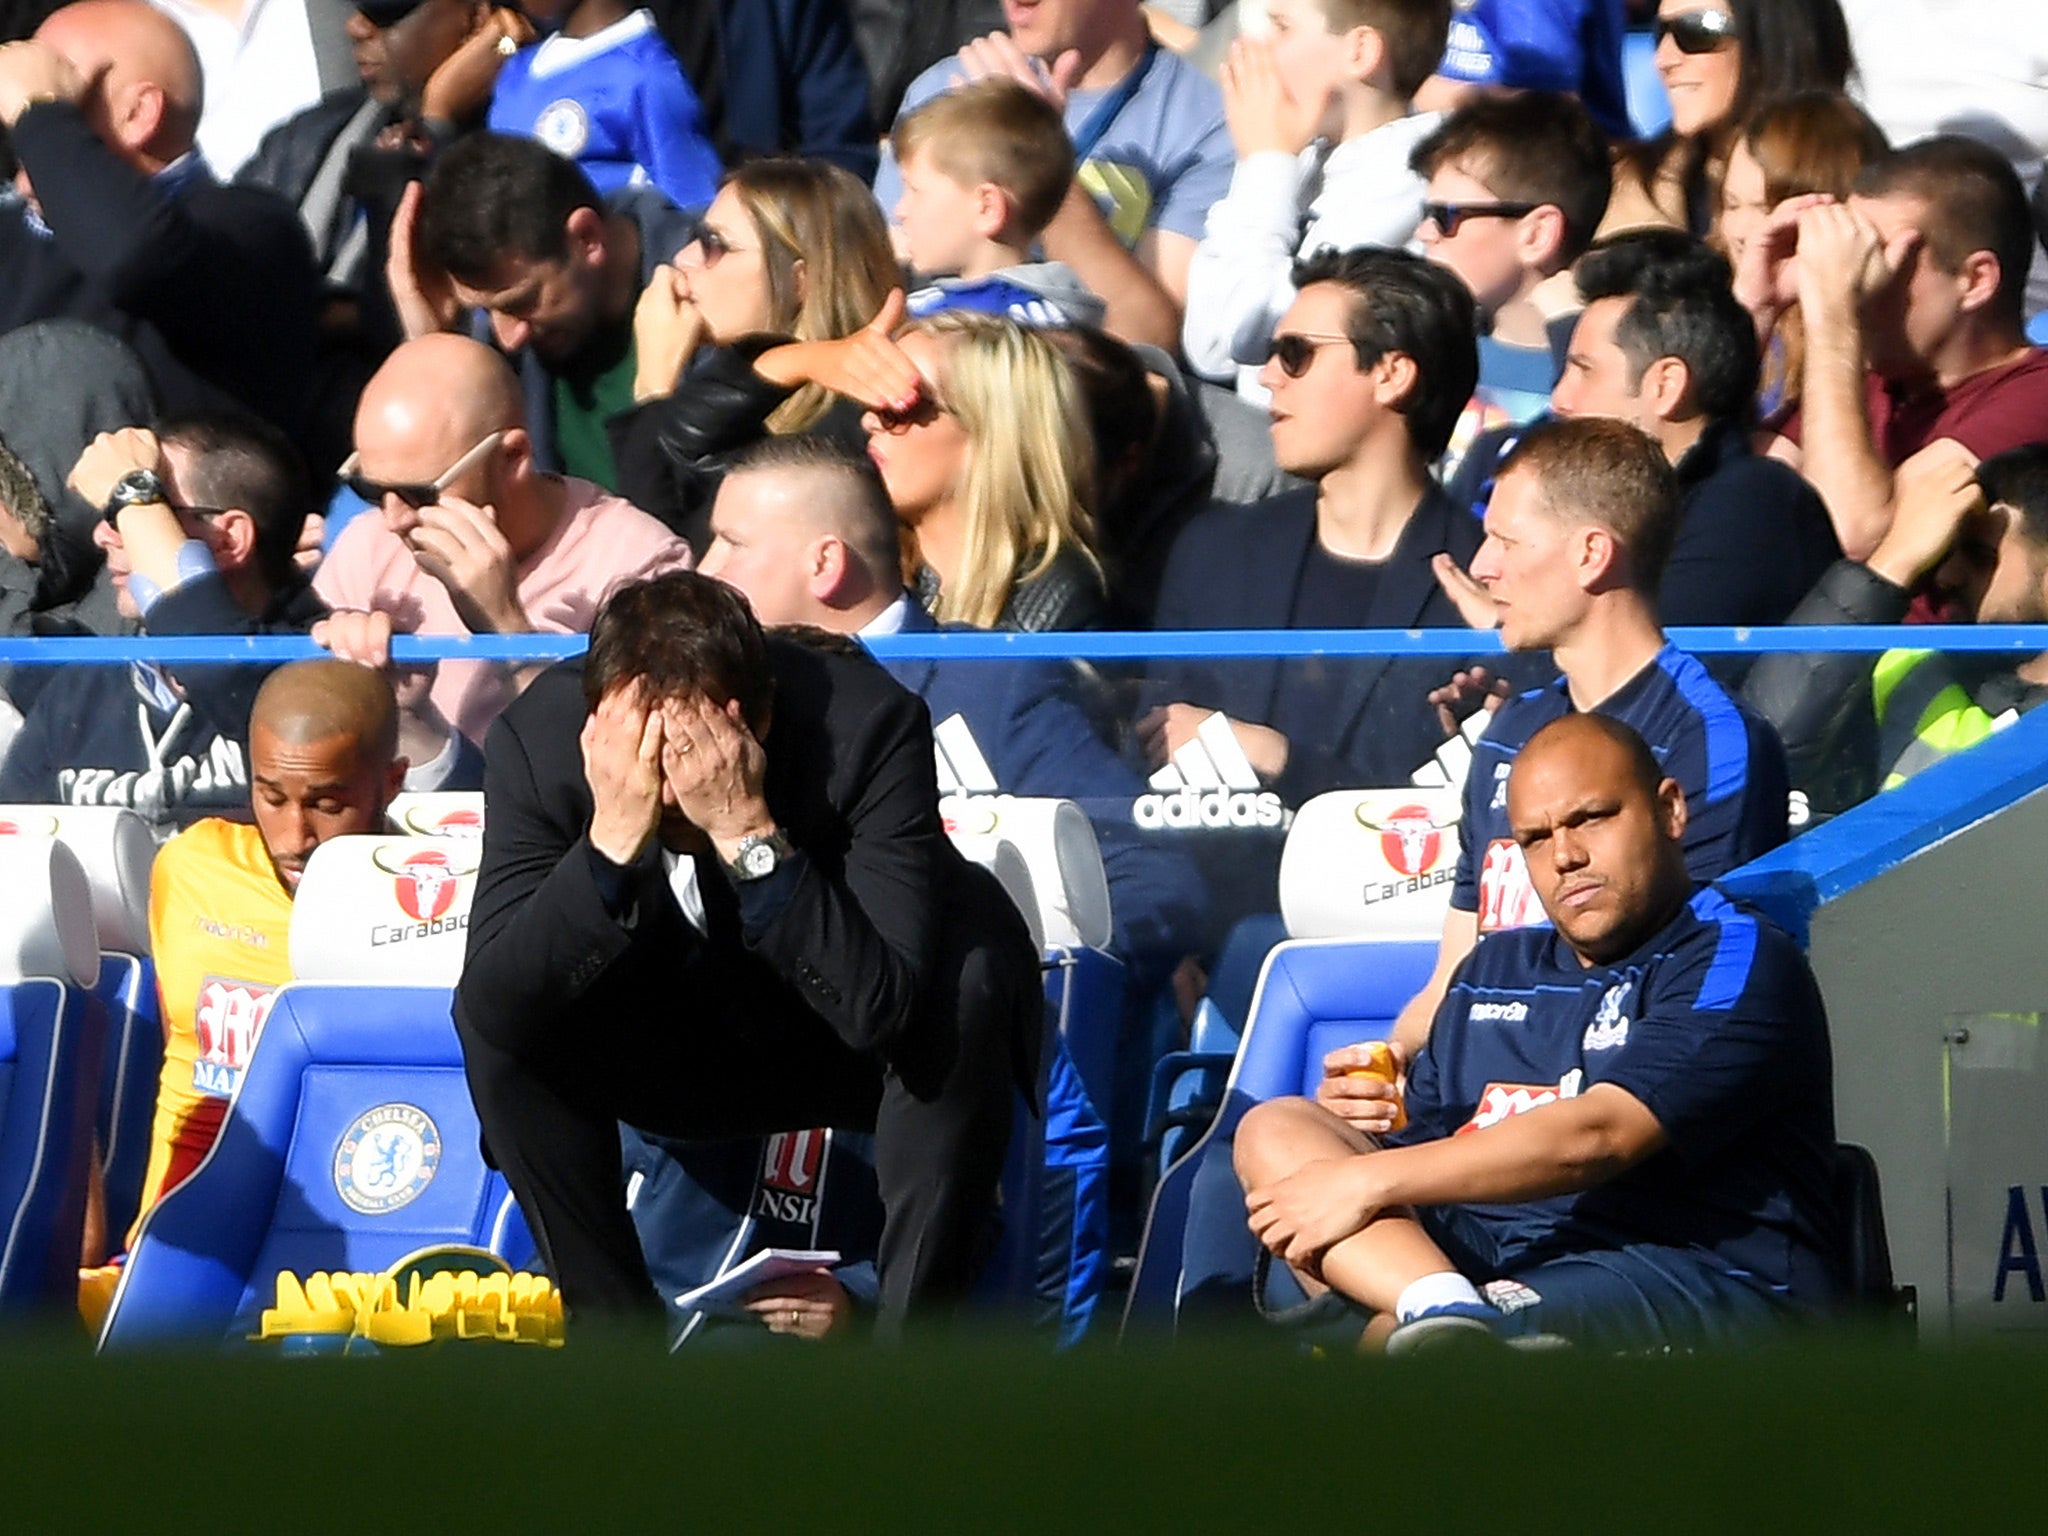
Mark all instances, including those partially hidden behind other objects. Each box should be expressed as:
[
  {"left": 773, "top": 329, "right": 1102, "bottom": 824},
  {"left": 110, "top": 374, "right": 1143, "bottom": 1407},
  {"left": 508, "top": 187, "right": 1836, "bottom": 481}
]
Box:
[
  {"left": 1265, "top": 332, "right": 1362, "bottom": 379},
  {"left": 1422, "top": 200, "right": 1540, "bottom": 236},
  {"left": 1655, "top": 9, "right": 1737, "bottom": 54},
  {"left": 338, "top": 431, "right": 503, "bottom": 509}
]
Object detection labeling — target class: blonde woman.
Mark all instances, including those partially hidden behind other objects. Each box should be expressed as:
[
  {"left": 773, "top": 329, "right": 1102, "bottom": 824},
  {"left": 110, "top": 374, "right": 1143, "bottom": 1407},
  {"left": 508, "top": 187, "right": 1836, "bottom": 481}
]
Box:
[
  {"left": 613, "top": 156, "right": 900, "bottom": 551},
  {"left": 862, "top": 311, "right": 1108, "bottom": 632}
]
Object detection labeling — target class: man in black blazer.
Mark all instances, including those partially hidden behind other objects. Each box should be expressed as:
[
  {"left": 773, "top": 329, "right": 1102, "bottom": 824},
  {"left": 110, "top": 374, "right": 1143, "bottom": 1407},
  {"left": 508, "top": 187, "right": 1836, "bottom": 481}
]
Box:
[
  {"left": 452, "top": 571, "right": 1040, "bottom": 1329},
  {"left": 1143, "top": 247, "right": 1486, "bottom": 802},
  {"left": 0, "top": 3, "right": 325, "bottom": 455}
]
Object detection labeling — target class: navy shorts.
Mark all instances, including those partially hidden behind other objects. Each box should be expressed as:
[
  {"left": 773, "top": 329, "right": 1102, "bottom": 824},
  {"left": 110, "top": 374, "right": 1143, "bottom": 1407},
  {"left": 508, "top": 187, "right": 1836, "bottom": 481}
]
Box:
[{"left": 1420, "top": 1206, "right": 1799, "bottom": 1352}]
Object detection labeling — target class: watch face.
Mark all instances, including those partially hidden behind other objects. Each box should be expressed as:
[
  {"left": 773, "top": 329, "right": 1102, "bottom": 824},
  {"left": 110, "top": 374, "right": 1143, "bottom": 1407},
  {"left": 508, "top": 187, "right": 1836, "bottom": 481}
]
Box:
[{"left": 740, "top": 841, "right": 778, "bottom": 877}]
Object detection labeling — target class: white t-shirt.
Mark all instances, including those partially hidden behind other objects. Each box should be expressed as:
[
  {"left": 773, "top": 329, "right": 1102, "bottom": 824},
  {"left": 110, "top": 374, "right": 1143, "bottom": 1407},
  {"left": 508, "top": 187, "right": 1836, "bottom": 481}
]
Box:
[{"left": 153, "top": 0, "right": 323, "bottom": 178}]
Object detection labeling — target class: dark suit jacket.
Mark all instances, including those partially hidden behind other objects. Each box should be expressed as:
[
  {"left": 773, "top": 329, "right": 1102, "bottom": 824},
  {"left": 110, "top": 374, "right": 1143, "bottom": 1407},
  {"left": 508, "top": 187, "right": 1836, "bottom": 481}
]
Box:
[
  {"left": 455, "top": 637, "right": 1034, "bottom": 1088},
  {"left": 881, "top": 604, "right": 1207, "bottom": 967},
  {"left": 0, "top": 103, "right": 322, "bottom": 445},
  {"left": 1149, "top": 482, "right": 1486, "bottom": 801}
]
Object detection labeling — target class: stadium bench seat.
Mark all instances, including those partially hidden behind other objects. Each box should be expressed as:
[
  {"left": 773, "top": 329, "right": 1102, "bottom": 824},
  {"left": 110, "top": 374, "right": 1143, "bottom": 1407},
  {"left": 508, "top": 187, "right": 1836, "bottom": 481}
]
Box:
[
  {"left": 386, "top": 791, "right": 487, "bottom": 841},
  {"left": 0, "top": 835, "right": 107, "bottom": 1312},
  {"left": 1123, "top": 936, "right": 1437, "bottom": 1333},
  {"left": 98, "top": 835, "right": 532, "bottom": 1348}
]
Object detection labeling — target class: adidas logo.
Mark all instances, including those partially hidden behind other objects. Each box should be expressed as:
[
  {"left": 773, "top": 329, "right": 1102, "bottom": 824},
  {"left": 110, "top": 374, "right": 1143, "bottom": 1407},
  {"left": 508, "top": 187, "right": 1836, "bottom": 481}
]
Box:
[
  {"left": 933, "top": 715, "right": 1000, "bottom": 796},
  {"left": 1134, "top": 712, "right": 1286, "bottom": 831}
]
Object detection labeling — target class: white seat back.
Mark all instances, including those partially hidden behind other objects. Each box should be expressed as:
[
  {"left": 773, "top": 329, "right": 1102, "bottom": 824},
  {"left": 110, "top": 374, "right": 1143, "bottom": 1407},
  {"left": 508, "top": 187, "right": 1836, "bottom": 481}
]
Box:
[
  {"left": 942, "top": 809, "right": 1046, "bottom": 954},
  {"left": 1278, "top": 788, "right": 1464, "bottom": 942},
  {"left": 941, "top": 795, "right": 1110, "bottom": 951},
  {"left": 0, "top": 805, "right": 157, "bottom": 956},
  {"left": 386, "top": 792, "right": 487, "bottom": 841},
  {"left": 288, "top": 835, "right": 481, "bottom": 986},
  {"left": 0, "top": 835, "right": 99, "bottom": 987}
]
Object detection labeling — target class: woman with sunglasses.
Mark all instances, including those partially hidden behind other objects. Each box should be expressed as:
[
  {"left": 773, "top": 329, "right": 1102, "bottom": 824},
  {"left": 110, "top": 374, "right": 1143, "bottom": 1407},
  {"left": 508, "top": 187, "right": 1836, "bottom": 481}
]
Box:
[
  {"left": 862, "top": 311, "right": 1107, "bottom": 633},
  {"left": 609, "top": 157, "right": 901, "bottom": 554},
  {"left": 1609, "top": 0, "right": 1856, "bottom": 239}
]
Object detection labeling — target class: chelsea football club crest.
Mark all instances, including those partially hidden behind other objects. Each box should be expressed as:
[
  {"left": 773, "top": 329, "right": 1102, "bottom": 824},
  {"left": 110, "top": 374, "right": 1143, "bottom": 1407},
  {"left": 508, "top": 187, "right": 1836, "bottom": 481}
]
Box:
[
  {"left": 334, "top": 1103, "right": 443, "bottom": 1215},
  {"left": 1583, "top": 981, "right": 1633, "bottom": 1052},
  {"left": 534, "top": 99, "right": 590, "bottom": 158}
]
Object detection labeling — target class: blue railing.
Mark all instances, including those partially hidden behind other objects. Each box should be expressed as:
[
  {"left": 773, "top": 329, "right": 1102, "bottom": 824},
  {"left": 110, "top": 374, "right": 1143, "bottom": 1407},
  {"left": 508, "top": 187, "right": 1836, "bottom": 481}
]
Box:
[{"left": 5, "top": 624, "right": 2048, "bottom": 664}]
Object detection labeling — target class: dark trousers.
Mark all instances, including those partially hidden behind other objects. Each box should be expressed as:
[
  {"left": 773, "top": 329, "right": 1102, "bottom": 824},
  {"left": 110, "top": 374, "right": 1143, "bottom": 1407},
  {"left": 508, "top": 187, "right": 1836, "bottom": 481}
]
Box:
[{"left": 455, "top": 910, "right": 1038, "bottom": 1328}]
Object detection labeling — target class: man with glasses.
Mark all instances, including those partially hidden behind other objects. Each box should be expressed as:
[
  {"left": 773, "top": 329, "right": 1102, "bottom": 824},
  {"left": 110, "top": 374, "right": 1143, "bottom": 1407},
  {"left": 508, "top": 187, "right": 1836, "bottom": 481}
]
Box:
[
  {"left": 1408, "top": 92, "right": 1610, "bottom": 481},
  {"left": 0, "top": 412, "right": 331, "bottom": 825},
  {"left": 312, "top": 331, "right": 688, "bottom": 757},
  {"left": 1142, "top": 246, "right": 1482, "bottom": 933}
]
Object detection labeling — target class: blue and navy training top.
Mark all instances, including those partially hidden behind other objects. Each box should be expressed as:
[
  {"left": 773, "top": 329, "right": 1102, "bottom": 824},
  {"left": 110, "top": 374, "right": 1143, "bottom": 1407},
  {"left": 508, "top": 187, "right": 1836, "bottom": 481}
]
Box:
[
  {"left": 1396, "top": 887, "right": 1843, "bottom": 1306},
  {"left": 1454, "top": 644, "right": 1788, "bottom": 930}
]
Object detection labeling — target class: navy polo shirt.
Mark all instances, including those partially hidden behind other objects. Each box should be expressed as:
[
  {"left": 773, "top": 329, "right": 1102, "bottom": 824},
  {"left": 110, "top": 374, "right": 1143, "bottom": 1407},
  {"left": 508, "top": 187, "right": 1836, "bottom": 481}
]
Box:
[
  {"left": 1453, "top": 644, "right": 1788, "bottom": 931},
  {"left": 1397, "top": 887, "right": 1842, "bottom": 1307}
]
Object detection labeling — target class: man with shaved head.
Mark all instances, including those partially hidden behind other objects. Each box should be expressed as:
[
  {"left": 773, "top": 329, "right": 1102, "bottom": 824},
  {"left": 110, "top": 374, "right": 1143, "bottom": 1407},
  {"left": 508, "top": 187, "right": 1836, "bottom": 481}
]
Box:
[
  {"left": 312, "top": 331, "right": 689, "bottom": 750},
  {"left": 1234, "top": 713, "right": 1845, "bottom": 1352},
  {"left": 0, "top": 0, "right": 322, "bottom": 443},
  {"left": 125, "top": 658, "right": 405, "bottom": 1241}
]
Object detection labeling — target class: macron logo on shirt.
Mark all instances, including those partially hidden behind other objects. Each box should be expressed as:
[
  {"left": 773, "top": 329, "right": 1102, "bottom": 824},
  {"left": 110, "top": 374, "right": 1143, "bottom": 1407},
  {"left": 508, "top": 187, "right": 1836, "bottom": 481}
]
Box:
[{"left": 1135, "top": 711, "right": 1286, "bottom": 830}]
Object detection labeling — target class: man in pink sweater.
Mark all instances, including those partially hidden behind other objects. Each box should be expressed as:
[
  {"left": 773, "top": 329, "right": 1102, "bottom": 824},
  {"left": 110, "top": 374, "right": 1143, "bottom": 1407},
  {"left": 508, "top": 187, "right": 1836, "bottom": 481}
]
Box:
[{"left": 314, "top": 333, "right": 689, "bottom": 748}]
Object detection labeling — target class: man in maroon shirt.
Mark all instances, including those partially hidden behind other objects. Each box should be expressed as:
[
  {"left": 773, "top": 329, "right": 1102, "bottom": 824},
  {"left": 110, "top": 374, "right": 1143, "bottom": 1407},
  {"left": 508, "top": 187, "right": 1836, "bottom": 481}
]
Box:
[{"left": 1743, "top": 135, "right": 2048, "bottom": 563}]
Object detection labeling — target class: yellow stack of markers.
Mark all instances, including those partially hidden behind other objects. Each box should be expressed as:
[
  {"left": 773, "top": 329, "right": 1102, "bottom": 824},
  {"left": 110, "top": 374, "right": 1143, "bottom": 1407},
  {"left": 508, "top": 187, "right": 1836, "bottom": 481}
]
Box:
[{"left": 255, "top": 1267, "right": 565, "bottom": 1347}]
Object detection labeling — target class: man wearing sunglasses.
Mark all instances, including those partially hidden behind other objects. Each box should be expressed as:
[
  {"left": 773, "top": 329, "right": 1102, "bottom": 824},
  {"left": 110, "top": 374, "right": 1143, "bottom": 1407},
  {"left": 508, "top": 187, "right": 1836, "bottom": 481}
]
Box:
[
  {"left": 0, "top": 2, "right": 322, "bottom": 447},
  {"left": 312, "top": 331, "right": 689, "bottom": 754}
]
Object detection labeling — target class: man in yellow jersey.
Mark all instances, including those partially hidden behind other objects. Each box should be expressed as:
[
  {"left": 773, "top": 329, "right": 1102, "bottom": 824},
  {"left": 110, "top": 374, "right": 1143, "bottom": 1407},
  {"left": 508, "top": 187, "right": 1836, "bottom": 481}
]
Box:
[{"left": 134, "top": 659, "right": 405, "bottom": 1227}]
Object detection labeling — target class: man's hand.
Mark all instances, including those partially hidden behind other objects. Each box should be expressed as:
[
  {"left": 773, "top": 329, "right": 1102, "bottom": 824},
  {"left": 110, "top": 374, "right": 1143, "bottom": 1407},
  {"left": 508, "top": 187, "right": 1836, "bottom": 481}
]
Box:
[
  {"left": 1431, "top": 553, "right": 1500, "bottom": 631},
  {"left": 1137, "top": 703, "right": 1288, "bottom": 780},
  {"left": 1866, "top": 438, "right": 1984, "bottom": 590},
  {"left": 1244, "top": 1155, "right": 1383, "bottom": 1270},
  {"left": 312, "top": 607, "right": 399, "bottom": 669},
  {"left": 1730, "top": 192, "right": 1833, "bottom": 328},
  {"left": 0, "top": 40, "right": 93, "bottom": 129},
  {"left": 387, "top": 180, "right": 462, "bottom": 338},
  {"left": 1219, "top": 34, "right": 1325, "bottom": 158},
  {"left": 404, "top": 495, "right": 530, "bottom": 635},
  {"left": 631, "top": 264, "right": 708, "bottom": 402},
  {"left": 1795, "top": 201, "right": 1919, "bottom": 324},
  {"left": 753, "top": 289, "right": 921, "bottom": 410},
  {"left": 294, "top": 511, "right": 326, "bottom": 573},
  {"left": 1429, "top": 665, "right": 1510, "bottom": 737},
  {"left": 742, "top": 1269, "right": 852, "bottom": 1341},
  {"left": 660, "top": 694, "right": 774, "bottom": 856},
  {"left": 68, "top": 428, "right": 167, "bottom": 513},
  {"left": 582, "top": 688, "right": 665, "bottom": 866},
  {"left": 1314, "top": 1042, "right": 1407, "bottom": 1136},
  {"left": 419, "top": 6, "right": 533, "bottom": 124},
  {"left": 955, "top": 30, "right": 1083, "bottom": 111}
]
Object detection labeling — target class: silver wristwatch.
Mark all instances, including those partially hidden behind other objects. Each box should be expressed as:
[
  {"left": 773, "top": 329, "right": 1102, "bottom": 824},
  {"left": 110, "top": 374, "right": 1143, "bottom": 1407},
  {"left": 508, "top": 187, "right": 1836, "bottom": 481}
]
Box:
[
  {"left": 726, "top": 829, "right": 794, "bottom": 882},
  {"left": 101, "top": 468, "right": 168, "bottom": 526}
]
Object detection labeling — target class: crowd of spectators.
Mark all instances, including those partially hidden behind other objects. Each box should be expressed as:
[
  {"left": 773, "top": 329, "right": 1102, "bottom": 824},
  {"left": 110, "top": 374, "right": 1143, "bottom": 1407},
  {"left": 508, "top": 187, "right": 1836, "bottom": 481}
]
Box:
[{"left": 6, "top": 0, "right": 2048, "bottom": 1349}]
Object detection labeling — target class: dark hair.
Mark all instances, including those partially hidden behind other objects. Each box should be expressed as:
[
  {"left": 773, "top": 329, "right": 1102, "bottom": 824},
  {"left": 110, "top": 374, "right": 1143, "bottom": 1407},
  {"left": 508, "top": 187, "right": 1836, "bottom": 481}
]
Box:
[
  {"left": 1855, "top": 135, "right": 2036, "bottom": 333},
  {"left": 1042, "top": 325, "right": 1157, "bottom": 515},
  {"left": 1571, "top": 230, "right": 1761, "bottom": 423},
  {"left": 1978, "top": 445, "right": 2048, "bottom": 549},
  {"left": 726, "top": 434, "right": 901, "bottom": 582},
  {"left": 1499, "top": 417, "right": 1682, "bottom": 594},
  {"left": 1289, "top": 245, "right": 1479, "bottom": 460},
  {"left": 1727, "top": 0, "right": 1855, "bottom": 131},
  {"left": 1409, "top": 93, "right": 1613, "bottom": 262},
  {"left": 419, "top": 133, "right": 603, "bottom": 285},
  {"left": 583, "top": 571, "right": 775, "bottom": 733},
  {"left": 156, "top": 411, "right": 311, "bottom": 589}
]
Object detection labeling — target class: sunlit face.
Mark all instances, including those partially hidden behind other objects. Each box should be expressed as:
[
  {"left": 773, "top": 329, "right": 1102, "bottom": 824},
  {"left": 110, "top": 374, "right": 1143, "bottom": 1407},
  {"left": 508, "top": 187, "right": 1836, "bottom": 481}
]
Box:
[
  {"left": 1551, "top": 298, "right": 1653, "bottom": 430},
  {"left": 698, "top": 472, "right": 825, "bottom": 627},
  {"left": 1001, "top": 0, "right": 1089, "bottom": 59},
  {"left": 861, "top": 330, "right": 970, "bottom": 523},
  {"left": 452, "top": 249, "right": 604, "bottom": 368},
  {"left": 1259, "top": 0, "right": 1347, "bottom": 139},
  {"left": 1418, "top": 161, "right": 1534, "bottom": 319},
  {"left": 348, "top": 406, "right": 506, "bottom": 542},
  {"left": 1508, "top": 734, "right": 1689, "bottom": 966},
  {"left": 1654, "top": 0, "right": 1742, "bottom": 141},
  {"left": 1718, "top": 139, "right": 1770, "bottom": 266},
  {"left": 674, "top": 186, "right": 779, "bottom": 344},
  {"left": 91, "top": 441, "right": 219, "bottom": 620},
  {"left": 1469, "top": 467, "right": 1590, "bottom": 651},
  {"left": 346, "top": 0, "right": 477, "bottom": 108},
  {"left": 1258, "top": 283, "right": 1380, "bottom": 478},
  {"left": 893, "top": 147, "right": 988, "bottom": 280},
  {"left": 249, "top": 727, "right": 396, "bottom": 894},
  {"left": 1849, "top": 190, "right": 1961, "bottom": 382}
]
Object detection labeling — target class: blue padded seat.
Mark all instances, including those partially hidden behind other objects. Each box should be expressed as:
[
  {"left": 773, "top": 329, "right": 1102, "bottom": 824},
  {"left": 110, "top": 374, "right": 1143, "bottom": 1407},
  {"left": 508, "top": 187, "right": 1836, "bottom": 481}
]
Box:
[
  {"left": 1123, "top": 937, "right": 1437, "bottom": 1333},
  {"left": 0, "top": 979, "right": 106, "bottom": 1310}
]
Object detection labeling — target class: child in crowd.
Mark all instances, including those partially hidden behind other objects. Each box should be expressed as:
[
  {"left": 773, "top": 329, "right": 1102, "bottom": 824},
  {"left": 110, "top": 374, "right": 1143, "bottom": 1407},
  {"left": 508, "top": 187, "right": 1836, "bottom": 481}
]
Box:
[
  {"left": 1183, "top": 0, "right": 1453, "bottom": 400},
  {"left": 487, "top": 0, "right": 721, "bottom": 212},
  {"left": 890, "top": 78, "right": 1108, "bottom": 331},
  {"left": 1409, "top": 91, "right": 1611, "bottom": 475}
]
